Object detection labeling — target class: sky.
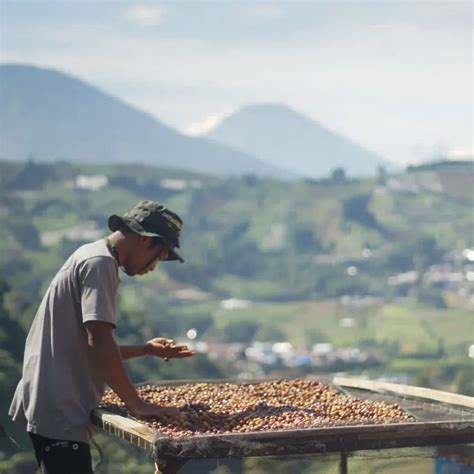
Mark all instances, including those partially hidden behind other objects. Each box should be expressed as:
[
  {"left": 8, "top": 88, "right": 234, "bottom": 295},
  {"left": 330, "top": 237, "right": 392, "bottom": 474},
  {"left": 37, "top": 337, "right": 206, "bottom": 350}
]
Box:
[{"left": 1, "top": 0, "right": 472, "bottom": 166}]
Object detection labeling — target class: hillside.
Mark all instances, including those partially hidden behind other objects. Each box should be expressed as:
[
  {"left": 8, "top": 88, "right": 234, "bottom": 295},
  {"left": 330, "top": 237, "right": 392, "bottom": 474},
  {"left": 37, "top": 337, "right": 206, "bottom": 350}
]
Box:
[
  {"left": 1, "top": 159, "right": 472, "bottom": 302},
  {"left": 0, "top": 64, "right": 286, "bottom": 178},
  {"left": 206, "top": 103, "right": 394, "bottom": 178}
]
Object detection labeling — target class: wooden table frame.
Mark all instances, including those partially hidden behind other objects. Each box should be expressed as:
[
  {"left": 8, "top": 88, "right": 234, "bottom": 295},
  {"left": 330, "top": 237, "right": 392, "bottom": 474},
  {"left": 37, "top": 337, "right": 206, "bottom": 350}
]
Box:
[{"left": 91, "top": 378, "right": 474, "bottom": 473}]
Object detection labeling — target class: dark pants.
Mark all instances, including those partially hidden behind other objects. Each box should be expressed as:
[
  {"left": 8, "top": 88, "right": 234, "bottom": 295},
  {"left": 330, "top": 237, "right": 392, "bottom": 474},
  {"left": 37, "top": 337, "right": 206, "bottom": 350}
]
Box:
[{"left": 28, "top": 432, "right": 93, "bottom": 474}]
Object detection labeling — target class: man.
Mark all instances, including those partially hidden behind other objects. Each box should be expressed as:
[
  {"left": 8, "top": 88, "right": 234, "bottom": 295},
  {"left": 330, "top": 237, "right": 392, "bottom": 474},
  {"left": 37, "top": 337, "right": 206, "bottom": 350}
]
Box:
[{"left": 9, "top": 200, "right": 195, "bottom": 474}]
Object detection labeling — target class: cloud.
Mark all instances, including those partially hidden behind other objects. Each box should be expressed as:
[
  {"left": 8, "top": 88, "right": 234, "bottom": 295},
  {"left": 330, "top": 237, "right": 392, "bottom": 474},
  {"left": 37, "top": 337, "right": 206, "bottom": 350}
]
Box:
[
  {"left": 240, "top": 4, "right": 286, "bottom": 21},
  {"left": 185, "top": 114, "right": 224, "bottom": 136},
  {"left": 447, "top": 147, "right": 473, "bottom": 161},
  {"left": 123, "top": 4, "right": 162, "bottom": 27}
]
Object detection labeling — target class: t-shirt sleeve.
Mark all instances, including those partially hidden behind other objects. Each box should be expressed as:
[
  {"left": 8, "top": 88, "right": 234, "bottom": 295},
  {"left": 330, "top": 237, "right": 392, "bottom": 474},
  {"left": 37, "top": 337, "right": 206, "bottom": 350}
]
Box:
[{"left": 79, "top": 256, "right": 119, "bottom": 326}]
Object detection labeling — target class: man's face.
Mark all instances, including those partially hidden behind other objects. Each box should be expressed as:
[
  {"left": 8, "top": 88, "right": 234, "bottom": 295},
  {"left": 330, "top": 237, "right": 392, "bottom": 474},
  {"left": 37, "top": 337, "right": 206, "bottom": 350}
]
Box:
[{"left": 123, "top": 238, "right": 169, "bottom": 276}]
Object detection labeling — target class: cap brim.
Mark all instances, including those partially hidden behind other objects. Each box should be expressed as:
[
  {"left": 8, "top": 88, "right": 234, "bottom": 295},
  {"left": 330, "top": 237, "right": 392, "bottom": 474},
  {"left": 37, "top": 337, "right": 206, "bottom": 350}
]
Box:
[
  {"left": 166, "top": 248, "right": 185, "bottom": 263},
  {"left": 108, "top": 214, "right": 185, "bottom": 263},
  {"left": 108, "top": 214, "right": 128, "bottom": 233}
]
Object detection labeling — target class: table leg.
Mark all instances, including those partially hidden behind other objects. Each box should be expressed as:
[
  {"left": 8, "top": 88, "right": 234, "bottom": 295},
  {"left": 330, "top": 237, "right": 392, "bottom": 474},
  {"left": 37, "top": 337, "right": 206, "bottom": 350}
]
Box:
[
  {"left": 339, "top": 453, "right": 348, "bottom": 474},
  {"left": 154, "top": 458, "right": 188, "bottom": 474}
]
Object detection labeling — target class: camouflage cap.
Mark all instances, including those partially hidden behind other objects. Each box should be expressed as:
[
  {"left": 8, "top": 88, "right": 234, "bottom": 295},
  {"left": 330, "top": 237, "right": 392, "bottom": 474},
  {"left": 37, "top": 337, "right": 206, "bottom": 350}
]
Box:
[{"left": 108, "top": 200, "right": 184, "bottom": 263}]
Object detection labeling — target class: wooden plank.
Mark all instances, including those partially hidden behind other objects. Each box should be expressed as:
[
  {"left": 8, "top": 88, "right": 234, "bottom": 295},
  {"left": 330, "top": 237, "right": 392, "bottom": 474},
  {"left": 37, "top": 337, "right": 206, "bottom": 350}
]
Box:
[
  {"left": 333, "top": 376, "right": 474, "bottom": 410},
  {"left": 92, "top": 408, "right": 155, "bottom": 443}
]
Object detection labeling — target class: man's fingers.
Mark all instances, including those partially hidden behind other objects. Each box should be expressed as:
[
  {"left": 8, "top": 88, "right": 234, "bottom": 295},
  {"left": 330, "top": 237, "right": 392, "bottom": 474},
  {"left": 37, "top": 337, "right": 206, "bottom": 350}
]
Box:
[
  {"left": 174, "top": 350, "right": 196, "bottom": 358},
  {"left": 156, "top": 341, "right": 196, "bottom": 359},
  {"left": 172, "top": 344, "right": 189, "bottom": 351},
  {"left": 160, "top": 407, "right": 181, "bottom": 419},
  {"left": 165, "top": 349, "right": 196, "bottom": 359}
]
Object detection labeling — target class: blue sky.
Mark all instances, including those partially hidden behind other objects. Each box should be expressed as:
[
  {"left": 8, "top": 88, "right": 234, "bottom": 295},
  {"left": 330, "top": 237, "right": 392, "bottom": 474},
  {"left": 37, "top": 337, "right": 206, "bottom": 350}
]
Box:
[{"left": 1, "top": 1, "right": 472, "bottom": 165}]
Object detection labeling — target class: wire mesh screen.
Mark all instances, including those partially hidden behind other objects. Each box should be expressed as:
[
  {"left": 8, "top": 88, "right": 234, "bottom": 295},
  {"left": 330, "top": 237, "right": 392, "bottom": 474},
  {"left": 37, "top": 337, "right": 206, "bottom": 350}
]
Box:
[
  {"left": 338, "top": 386, "right": 474, "bottom": 424},
  {"left": 92, "top": 377, "right": 474, "bottom": 471}
]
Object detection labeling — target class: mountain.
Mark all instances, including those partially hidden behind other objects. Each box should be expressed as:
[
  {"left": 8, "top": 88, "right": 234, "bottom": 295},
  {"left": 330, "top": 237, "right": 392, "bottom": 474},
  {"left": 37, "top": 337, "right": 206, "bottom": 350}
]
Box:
[
  {"left": 206, "top": 103, "right": 392, "bottom": 178},
  {"left": 0, "top": 64, "right": 287, "bottom": 177}
]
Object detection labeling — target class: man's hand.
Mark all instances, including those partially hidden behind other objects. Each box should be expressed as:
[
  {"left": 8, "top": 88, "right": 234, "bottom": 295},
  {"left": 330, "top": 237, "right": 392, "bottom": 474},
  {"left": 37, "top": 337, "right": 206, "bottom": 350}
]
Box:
[
  {"left": 145, "top": 337, "right": 196, "bottom": 360},
  {"left": 127, "top": 399, "right": 181, "bottom": 420}
]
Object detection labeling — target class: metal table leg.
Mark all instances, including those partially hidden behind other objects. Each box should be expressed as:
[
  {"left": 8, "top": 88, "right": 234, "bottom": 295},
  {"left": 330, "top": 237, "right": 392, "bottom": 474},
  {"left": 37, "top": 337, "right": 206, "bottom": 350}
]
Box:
[
  {"left": 154, "top": 458, "right": 188, "bottom": 474},
  {"left": 339, "top": 452, "right": 348, "bottom": 474}
]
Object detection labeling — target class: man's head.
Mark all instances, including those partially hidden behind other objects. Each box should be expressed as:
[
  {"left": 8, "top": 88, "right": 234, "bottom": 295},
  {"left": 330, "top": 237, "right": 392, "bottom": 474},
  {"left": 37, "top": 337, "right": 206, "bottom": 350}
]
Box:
[{"left": 108, "top": 200, "right": 184, "bottom": 275}]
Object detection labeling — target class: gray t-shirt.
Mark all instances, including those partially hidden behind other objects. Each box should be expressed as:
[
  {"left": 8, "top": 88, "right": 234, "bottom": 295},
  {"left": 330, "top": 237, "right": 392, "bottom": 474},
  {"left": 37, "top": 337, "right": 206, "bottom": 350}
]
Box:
[{"left": 9, "top": 239, "right": 120, "bottom": 443}]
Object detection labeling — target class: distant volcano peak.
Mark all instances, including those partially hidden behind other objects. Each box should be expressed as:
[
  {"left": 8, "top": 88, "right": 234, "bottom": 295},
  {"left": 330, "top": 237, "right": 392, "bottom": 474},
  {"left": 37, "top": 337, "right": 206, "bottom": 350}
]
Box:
[{"left": 206, "top": 102, "right": 391, "bottom": 178}]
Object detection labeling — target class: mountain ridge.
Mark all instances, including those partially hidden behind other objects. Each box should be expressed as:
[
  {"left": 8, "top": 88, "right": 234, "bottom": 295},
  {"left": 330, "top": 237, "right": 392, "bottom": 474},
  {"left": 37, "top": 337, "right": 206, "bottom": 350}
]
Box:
[{"left": 0, "top": 64, "right": 288, "bottom": 178}]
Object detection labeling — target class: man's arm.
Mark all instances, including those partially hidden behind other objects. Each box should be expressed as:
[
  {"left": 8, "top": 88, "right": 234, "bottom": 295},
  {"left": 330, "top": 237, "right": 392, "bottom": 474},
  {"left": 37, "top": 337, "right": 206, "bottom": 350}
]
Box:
[
  {"left": 84, "top": 321, "right": 179, "bottom": 418},
  {"left": 119, "top": 345, "right": 147, "bottom": 360}
]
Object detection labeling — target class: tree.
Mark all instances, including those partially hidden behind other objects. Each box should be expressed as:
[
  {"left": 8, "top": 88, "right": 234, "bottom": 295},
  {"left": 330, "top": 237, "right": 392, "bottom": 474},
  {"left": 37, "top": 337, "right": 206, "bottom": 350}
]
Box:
[
  {"left": 342, "top": 193, "right": 379, "bottom": 229},
  {"left": 331, "top": 167, "right": 347, "bottom": 183},
  {"left": 377, "top": 165, "right": 388, "bottom": 185}
]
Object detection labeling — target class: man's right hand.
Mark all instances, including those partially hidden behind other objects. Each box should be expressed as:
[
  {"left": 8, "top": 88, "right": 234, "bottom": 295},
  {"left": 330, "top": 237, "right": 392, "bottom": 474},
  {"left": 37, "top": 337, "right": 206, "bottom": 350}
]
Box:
[{"left": 127, "top": 399, "right": 181, "bottom": 420}]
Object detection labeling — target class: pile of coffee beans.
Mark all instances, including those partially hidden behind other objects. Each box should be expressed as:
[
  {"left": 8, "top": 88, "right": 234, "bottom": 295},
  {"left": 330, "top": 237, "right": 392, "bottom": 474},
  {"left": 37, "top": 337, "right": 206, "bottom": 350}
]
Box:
[{"left": 101, "top": 379, "right": 414, "bottom": 437}]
